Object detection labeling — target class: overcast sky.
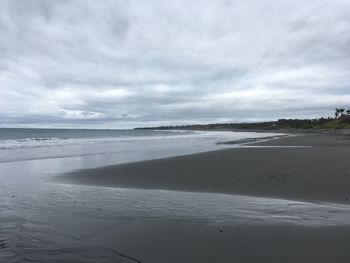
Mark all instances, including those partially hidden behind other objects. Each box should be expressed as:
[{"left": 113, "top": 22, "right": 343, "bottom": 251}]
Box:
[{"left": 1, "top": 0, "right": 350, "bottom": 128}]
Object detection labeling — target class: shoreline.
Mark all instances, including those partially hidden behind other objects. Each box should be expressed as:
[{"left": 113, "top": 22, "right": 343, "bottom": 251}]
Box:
[
  {"left": 216, "top": 134, "right": 290, "bottom": 145},
  {"left": 57, "top": 133, "right": 350, "bottom": 204}
]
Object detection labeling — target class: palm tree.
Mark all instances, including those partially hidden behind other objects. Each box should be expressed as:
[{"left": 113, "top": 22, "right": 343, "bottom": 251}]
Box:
[
  {"left": 335, "top": 108, "right": 340, "bottom": 118},
  {"left": 339, "top": 109, "right": 345, "bottom": 116}
]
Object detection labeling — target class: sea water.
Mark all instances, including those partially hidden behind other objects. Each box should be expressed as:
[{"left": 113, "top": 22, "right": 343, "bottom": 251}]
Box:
[{"left": 0, "top": 128, "right": 281, "bottom": 164}]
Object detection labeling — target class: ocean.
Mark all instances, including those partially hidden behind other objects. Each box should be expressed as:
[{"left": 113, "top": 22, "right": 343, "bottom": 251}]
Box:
[{"left": 0, "top": 128, "right": 279, "bottom": 164}]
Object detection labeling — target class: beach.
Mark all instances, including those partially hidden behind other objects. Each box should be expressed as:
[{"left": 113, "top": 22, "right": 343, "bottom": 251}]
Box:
[
  {"left": 60, "top": 133, "right": 350, "bottom": 204},
  {"left": 3, "top": 1, "right": 350, "bottom": 262},
  {"left": 2, "top": 131, "right": 350, "bottom": 262},
  {"left": 53, "top": 132, "right": 350, "bottom": 262}
]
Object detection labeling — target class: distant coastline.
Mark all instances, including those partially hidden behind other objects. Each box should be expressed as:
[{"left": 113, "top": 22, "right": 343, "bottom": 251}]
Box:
[{"left": 135, "top": 114, "right": 350, "bottom": 134}]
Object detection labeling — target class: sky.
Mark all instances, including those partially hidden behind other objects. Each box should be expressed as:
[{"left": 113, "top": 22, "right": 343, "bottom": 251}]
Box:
[{"left": 1, "top": 0, "right": 350, "bottom": 128}]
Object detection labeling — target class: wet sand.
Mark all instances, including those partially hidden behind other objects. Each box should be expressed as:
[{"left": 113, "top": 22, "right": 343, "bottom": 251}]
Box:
[
  {"left": 48, "top": 133, "right": 350, "bottom": 262},
  {"left": 60, "top": 133, "right": 350, "bottom": 204},
  {"left": 4, "top": 133, "right": 350, "bottom": 262},
  {"left": 106, "top": 223, "right": 350, "bottom": 263}
]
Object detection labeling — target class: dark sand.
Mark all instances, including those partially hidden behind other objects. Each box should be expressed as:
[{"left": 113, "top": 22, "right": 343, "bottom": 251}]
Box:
[
  {"left": 109, "top": 223, "right": 350, "bottom": 263},
  {"left": 60, "top": 133, "right": 350, "bottom": 203},
  {"left": 56, "top": 133, "right": 350, "bottom": 263}
]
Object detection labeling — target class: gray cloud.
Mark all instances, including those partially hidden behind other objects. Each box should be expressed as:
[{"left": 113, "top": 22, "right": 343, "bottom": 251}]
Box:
[{"left": 1, "top": 0, "right": 350, "bottom": 128}]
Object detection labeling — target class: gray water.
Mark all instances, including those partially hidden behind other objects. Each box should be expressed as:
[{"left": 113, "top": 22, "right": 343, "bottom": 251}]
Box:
[
  {"left": 0, "top": 128, "right": 281, "bottom": 164},
  {"left": 2, "top": 129, "right": 350, "bottom": 262}
]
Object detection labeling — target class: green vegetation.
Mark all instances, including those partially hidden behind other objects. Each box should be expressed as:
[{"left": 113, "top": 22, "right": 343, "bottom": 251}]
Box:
[{"left": 136, "top": 109, "right": 350, "bottom": 131}]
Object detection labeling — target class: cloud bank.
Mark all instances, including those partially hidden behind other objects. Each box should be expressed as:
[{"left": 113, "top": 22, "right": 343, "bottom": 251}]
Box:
[{"left": 1, "top": 0, "right": 350, "bottom": 128}]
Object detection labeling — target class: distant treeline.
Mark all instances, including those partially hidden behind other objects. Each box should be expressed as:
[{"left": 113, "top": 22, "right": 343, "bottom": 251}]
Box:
[{"left": 136, "top": 109, "right": 350, "bottom": 131}]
